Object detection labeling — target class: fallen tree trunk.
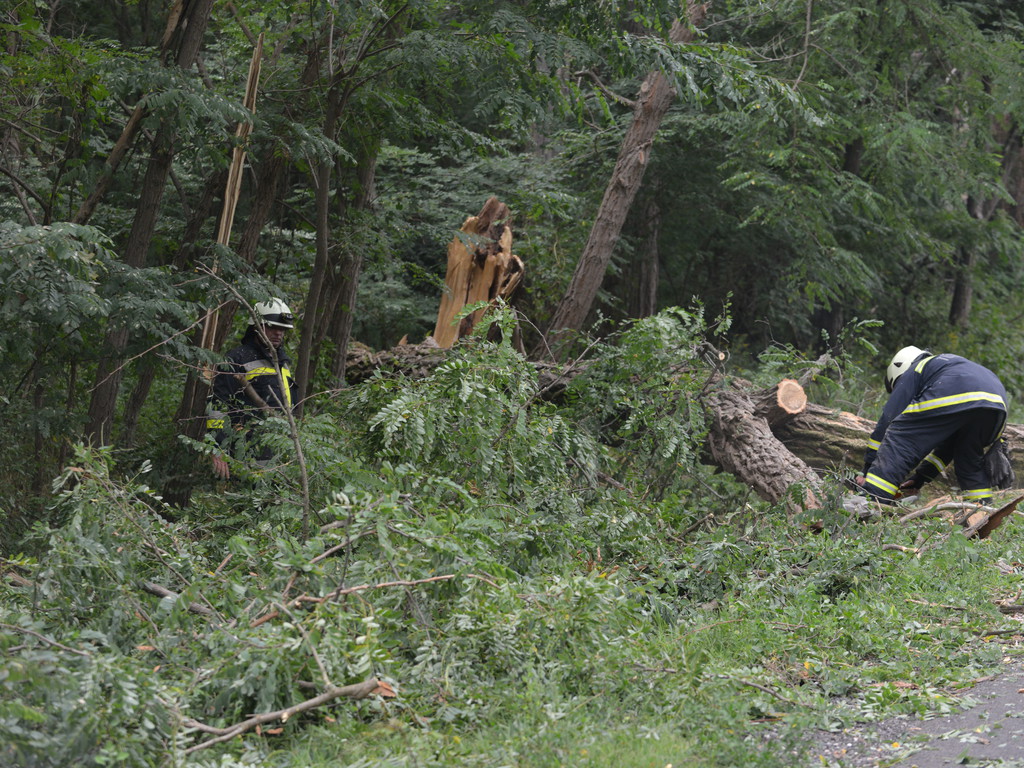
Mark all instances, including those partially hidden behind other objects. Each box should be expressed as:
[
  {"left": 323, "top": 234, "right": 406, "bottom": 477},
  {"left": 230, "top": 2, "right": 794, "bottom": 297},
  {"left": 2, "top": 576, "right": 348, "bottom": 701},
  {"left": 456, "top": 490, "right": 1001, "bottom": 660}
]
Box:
[
  {"left": 706, "top": 382, "right": 822, "bottom": 507},
  {"left": 774, "top": 404, "right": 1024, "bottom": 485},
  {"left": 771, "top": 403, "right": 875, "bottom": 474},
  {"left": 342, "top": 342, "right": 1021, "bottom": 502}
]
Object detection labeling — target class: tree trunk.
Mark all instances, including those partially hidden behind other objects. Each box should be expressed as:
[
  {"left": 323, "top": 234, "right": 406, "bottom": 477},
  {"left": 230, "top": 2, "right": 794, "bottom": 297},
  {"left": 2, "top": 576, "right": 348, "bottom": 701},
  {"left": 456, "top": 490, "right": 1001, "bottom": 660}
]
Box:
[
  {"left": 544, "top": 3, "right": 708, "bottom": 352},
  {"left": 627, "top": 196, "right": 660, "bottom": 319},
  {"left": 84, "top": 0, "right": 214, "bottom": 445},
  {"left": 328, "top": 147, "right": 378, "bottom": 385},
  {"left": 948, "top": 244, "right": 976, "bottom": 329},
  {"left": 705, "top": 381, "right": 821, "bottom": 508},
  {"left": 120, "top": 360, "right": 158, "bottom": 448},
  {"left": 432, "top": 197, "right": 524, "bottom": 348}
]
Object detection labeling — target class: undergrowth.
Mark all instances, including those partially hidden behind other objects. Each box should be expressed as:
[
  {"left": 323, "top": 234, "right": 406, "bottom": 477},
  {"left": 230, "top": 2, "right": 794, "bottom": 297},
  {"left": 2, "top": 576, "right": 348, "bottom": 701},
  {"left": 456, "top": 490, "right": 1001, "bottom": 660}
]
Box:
[{"left": 2, "top": 308, "right": 1022, "bottom": 767}]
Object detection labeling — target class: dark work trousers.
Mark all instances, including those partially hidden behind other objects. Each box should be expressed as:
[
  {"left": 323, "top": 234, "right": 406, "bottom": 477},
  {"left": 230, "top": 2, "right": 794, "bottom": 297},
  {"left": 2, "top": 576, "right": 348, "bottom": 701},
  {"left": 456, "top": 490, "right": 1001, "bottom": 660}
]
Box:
[{"left": 869, "top": 408, "right": 1005, "bottom": 500}]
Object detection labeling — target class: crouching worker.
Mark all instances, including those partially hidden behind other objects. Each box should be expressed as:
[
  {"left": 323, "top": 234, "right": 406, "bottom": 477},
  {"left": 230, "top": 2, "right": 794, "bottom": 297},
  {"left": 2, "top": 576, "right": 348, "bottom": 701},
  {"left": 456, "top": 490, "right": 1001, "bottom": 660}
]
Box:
[
  {"left": 856, "top": 346, "right": 1008, "bottom": 505},
  {"left": 207, "top": 299, "right": 297, "bottom": 480}
]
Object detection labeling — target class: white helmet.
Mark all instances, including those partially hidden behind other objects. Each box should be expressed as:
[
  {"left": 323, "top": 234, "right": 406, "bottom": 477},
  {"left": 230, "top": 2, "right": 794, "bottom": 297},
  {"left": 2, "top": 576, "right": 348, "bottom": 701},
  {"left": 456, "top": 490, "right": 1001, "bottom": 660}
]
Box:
[
  {"left": 885, "top": 345, "right": 927, "bottom": 393},
  {"left": 253, "top": 298, "right": 294, "bottom": 329}
]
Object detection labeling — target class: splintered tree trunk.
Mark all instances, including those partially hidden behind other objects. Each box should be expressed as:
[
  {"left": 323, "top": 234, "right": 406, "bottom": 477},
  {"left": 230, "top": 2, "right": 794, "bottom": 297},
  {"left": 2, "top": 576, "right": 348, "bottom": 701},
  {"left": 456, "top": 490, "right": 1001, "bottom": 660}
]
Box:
[
  {"left": 432, "top": 196, "right": 524, "bottom": 348},
  {"left": 544, "top": 3, "right": 708, "bottom": 350}
]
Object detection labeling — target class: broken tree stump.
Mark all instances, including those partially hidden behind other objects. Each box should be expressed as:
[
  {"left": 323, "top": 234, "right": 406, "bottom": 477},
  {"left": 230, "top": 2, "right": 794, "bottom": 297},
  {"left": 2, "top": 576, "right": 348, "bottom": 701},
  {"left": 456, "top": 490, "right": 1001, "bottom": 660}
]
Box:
[{"left": 432, "top": 196, "right": 524, "bottom": 347}]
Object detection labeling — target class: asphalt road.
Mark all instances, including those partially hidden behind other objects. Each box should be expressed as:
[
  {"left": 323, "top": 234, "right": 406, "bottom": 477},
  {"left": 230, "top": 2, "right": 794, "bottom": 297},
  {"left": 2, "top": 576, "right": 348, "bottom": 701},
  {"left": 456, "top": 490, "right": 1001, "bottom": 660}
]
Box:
[
  {"left": 805, "top": 660, "right": 1024, "bottom": 767},
  {"left": 888, "top": 663, "right": 1024, "bottom": 768}
]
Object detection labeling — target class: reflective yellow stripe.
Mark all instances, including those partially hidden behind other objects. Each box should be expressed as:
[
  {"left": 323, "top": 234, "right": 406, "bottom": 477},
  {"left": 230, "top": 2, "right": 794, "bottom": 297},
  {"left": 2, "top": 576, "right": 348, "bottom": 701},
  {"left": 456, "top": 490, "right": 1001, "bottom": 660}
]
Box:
[
  {"left": 924, "top": 453, "right": 945, "bottom": 471},
  {"left": 867, "top": 438, "right": 881, "bottom": 450},
  {"left": 866, "top": 473, "right": 898, "bottom": 494},
  {"left": 244, "top": 366, "right": 292, "bottom": 408},
  {"left": 963, "top": 488, "right": 992, "bottom": 499},
  {"left": 245, "top": 367, "right": 277, "bottom": 379},
  {"left": 904, "top": 391, "right": 1005, "bottom": 414},
  {"left": 281, "top": 368, "right": 292, "bottom": 407},
  {"left": 914, "top": 356, "right": 935, "bottom": 373},
  {"left": 206, "top": 418, "right": 225, "bottom": 430}
]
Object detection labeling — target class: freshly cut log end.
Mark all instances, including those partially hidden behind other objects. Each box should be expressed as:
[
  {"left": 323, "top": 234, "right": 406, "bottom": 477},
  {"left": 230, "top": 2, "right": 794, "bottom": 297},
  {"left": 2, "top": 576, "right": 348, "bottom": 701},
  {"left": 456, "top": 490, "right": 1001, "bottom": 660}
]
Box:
[{"left": 754, "top": 378, "right": 808, "bottom": 428}]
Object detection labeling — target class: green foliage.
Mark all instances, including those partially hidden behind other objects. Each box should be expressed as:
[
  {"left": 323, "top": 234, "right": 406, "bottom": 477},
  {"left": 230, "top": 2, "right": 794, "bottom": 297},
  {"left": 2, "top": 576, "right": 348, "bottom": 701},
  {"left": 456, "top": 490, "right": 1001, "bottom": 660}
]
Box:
[
  {"left": 6, "top": 0, "right": 1024, "bottom": 765},
  {"left": 6, "top": 306, "right": 1023, "bottom": 766}
]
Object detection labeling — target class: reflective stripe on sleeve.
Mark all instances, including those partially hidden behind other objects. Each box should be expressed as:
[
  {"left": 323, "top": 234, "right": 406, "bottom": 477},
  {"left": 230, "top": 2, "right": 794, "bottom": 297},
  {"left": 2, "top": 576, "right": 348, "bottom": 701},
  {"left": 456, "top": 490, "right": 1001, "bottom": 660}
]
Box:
[
  {"left": 867, "top": 438, "right": 881, "bottom": 450},
  {"left": 865, "top": 473, "right": 898, "bottom": 495}
]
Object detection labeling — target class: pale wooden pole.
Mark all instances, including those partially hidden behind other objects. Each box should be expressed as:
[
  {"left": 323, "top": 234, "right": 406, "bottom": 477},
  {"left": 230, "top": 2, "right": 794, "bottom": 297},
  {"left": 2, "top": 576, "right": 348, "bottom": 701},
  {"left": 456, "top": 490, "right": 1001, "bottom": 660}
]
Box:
[{"left": 199, "top": 32, "right": 265, "bottom": 354}]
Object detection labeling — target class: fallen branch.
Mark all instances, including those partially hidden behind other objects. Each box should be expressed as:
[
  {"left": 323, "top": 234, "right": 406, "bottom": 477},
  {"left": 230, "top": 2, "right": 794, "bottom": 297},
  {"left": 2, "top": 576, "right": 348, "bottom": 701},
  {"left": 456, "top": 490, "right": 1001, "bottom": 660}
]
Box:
[
  {"left": 906, "top": 598, "right": 967, "bottom": 611},
  {"left": 721, "top": 675, "right": 799, "bottom": 707},
  {"left": 141, "top": 582, "right": 216, "bottom": 617},
  {"left": 250, "top": 572, "right": 498, "bottom": 628},
  {"left": 974, "top": 494, "right": 1024, "bottom": 539},
  {"left": 182, "top": 677, "right": 384, "bottom": 754},
  {"left": 0, "top": 623, "right": 91, "bottom": 657}
]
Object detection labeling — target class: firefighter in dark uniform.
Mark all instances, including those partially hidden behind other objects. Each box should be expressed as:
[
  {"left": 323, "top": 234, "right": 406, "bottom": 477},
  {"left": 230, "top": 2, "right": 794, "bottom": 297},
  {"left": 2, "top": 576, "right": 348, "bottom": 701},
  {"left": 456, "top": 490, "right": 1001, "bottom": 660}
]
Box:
[
  {"left": 856, "top": 346, "right": 1008, "bottom": 504},
  {"left": 207, "top": 299, "right": 297, "bottom": 480}
]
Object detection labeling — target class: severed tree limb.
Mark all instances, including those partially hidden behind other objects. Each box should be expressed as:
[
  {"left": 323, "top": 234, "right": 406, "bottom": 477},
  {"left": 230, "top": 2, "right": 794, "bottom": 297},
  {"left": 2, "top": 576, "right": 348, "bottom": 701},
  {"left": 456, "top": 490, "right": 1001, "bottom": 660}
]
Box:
[
  {"left": 705, "top": 382, "right": 822, "bottom": 508},
  {"left": 182, "top": 677, "right": 383, "bottom": 754},
  {"left": 141, "top": 582, "right": 215, "bottom": 617},
  {"left": 252, "top": 574, "right": 458, "bottom": 628}
]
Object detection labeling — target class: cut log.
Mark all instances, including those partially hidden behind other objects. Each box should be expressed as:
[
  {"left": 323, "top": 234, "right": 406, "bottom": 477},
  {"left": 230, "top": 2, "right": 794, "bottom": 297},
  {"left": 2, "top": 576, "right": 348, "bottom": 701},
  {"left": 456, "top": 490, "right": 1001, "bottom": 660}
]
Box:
[
  {"left": 706, "top": 382, "right": 822, "bottom": 508},
  {"left": 432, "top": 197, "right": 524, "bottom": 347},
  {"left": 753, "top": 378, "right": 807, "bottom": 428},
  {"left": 771, "top": 403, "right": 875, "bottom": 474}
]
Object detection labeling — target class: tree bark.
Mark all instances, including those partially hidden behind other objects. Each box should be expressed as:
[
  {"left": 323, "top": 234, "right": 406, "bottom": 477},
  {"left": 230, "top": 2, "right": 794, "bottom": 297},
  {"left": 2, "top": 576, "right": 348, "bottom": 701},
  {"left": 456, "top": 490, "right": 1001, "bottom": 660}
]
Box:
[
  {"left": 627, "top": 196, "right": 660, "bottom": 319},
  {"left": 705, "top": 381, "right": 821, "bottom": 508},
  {"left": 326, "top": 143, "right": 377, "bottom": 385},
  {"left": 544, "top": 3, "right": 708, "bottom": 352},
  {"left": 84, "top": 0, "right": 214, "bottom": 445}
]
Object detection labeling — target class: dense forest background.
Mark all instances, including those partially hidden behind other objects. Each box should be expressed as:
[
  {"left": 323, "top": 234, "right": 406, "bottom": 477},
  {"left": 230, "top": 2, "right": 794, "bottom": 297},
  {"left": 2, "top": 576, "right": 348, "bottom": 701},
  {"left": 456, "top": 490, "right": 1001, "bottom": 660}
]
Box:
[{"left": 4, "top": 1, "right": 1024, "bottom": 766}]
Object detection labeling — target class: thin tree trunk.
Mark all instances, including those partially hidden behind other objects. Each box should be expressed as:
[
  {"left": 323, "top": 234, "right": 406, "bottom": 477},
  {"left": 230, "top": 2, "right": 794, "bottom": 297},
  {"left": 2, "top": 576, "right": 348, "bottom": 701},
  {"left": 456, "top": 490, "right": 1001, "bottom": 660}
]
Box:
[
  {"left": 948, "top": 245, "right": 975, "bottom": 329},
  {"left": 295, "top": 159, "right": 334, "bottom": 417},
  {"left": 327, "top": 148, "right": 377, "bottom": 384},
  {"left": 72, "top": 1, "right": 197, "bottom": 226},
  {"left": 84, "top": 0, "right": 214, "bottom": 445},
  {"left": 544, "top": 3, "right": 708, "bottom": 352},
  {"left": 120, "top": 360, "right": 158, "bottom": 447},
  {"left": 628, "top": 195, "right": 660, "bottom": 318}
]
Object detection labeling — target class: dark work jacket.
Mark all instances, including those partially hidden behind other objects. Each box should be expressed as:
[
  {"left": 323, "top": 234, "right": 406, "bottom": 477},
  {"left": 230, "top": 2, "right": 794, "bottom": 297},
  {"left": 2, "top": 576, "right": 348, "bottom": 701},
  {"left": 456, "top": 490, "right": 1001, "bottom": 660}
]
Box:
[
  {"left": 206, "top": 328, "right": 296, "bottom": 452},
  {"left": 862, "top": 353, "right": 1007, "bottom": 478}
]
